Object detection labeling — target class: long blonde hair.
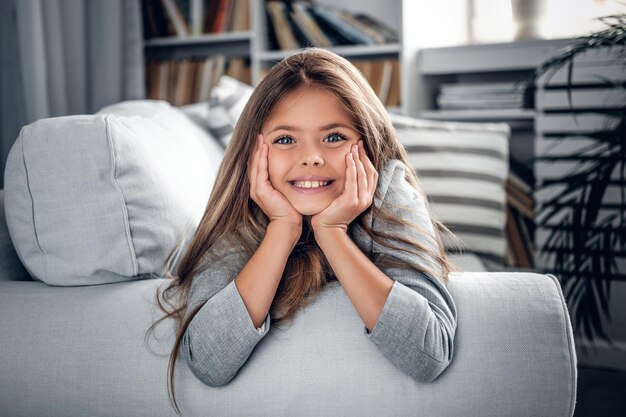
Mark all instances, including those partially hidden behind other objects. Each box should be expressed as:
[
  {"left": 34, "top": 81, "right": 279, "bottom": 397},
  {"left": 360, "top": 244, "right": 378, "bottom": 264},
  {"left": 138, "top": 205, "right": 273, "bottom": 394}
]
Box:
[{"left": 147, "top": 47, "right": 463, "bottom": 415}]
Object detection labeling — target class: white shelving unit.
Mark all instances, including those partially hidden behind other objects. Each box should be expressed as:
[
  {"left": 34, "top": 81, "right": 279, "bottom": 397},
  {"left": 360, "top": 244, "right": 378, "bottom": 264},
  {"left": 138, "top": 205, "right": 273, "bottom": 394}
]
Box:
[
  {"left": 411, "top": 38, "right": 575, "bottom": 174},
  {"left": 144, "top": 0, "right": 416, "bottom": 114}
]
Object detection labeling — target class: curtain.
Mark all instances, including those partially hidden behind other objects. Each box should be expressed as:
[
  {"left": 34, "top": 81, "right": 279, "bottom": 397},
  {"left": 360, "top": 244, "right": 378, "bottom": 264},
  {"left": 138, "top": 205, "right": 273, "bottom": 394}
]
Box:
[{"left": 0, "top": 0, "right": 144, "bottom": 189}]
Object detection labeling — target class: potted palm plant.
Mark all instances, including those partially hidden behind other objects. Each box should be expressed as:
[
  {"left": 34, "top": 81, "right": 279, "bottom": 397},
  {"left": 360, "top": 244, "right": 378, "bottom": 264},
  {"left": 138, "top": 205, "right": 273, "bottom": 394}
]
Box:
[{"left": 534, "top": 14, "right": 625, "bottom": 347}]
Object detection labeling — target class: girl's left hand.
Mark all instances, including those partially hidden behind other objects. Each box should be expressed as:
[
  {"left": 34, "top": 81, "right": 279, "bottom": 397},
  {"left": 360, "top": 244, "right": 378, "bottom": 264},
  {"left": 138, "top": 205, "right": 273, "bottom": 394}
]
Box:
[{"left": 311, "top": 140, "right": 378, "bottom": 233}]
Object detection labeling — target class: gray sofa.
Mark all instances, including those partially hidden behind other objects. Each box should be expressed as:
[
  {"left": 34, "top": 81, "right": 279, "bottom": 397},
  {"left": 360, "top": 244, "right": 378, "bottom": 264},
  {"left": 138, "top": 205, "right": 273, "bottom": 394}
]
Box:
[{"left": 0, "top": 100, "right": 577, "bottom": 416}]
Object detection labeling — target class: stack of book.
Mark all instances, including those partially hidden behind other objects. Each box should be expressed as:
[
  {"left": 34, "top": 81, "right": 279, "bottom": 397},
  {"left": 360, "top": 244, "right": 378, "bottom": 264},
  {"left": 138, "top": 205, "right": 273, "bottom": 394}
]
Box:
[
  {"left": 436, "top": 82, "right": 532, "bottom": 111},
  {"left": 259, "top": 57, "right": 401, "bottom": 108},
  {"left": 145, "top": 56, "right": 251, "bottom": 105},
  {"left": 264, "top": 1, "right": 398, "bottom": 50},
  {"left": 505, "top": 164, "right": 535, "bottom": 269},
  {"left": 142, "top": 0, "right": 250, "bottom": 38}
]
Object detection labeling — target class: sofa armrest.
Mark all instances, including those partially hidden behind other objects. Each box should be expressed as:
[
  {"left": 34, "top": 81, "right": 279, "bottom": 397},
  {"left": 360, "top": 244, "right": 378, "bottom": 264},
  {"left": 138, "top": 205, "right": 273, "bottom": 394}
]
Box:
[{"left": 0, "top": 271, "right": 577, "bottom": 416}]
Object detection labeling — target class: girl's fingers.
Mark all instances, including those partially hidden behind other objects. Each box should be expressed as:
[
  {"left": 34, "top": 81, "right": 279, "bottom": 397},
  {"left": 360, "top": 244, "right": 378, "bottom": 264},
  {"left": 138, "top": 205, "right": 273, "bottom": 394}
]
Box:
[
  {"left": 257, "top": 140, "right": 269, "bottom": 185},
  {"left": 359, "top": 140, "right": 377, "bottom": 196},
  {"left": 352, "top": 143, "right": 367, "bottom": 206},
  {"left": 249, "top": 134, "right": 263, "bottom": 194},
  {"left": 346, "top": 146, "right": 358, "bottom": 203}
]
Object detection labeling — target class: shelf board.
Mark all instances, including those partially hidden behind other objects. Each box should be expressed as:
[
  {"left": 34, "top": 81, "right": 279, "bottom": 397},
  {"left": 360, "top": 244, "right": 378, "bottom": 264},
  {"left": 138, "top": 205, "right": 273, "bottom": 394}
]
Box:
[
  {"left": 256, "top": 43, "right": 401, "bottom": 62},
  {"left": 144, "top": 32, "right": 252, "bottom": 59},
  {"left": 419, "top": 109, "right": 535, "bottom": 121},
  {"left": 144, "top": 31, "right": 252, "bottom": 47},
  {"left": 417, "top": 39, "right": 572, "bottom": 75}
]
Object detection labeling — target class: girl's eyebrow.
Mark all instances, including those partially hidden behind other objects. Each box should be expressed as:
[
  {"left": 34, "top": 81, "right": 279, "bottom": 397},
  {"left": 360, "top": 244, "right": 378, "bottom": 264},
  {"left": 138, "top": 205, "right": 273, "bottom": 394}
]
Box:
[{"left": 267, "top": 123, "right": 352, "bottom": 134}]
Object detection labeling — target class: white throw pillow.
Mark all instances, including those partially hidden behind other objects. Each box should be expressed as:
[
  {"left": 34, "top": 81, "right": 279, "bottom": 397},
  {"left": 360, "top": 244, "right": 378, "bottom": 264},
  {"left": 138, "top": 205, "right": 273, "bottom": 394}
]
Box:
[
  {"left": 3, "top": 100, "right": 224, "bottom": 285},
  {"left": 390, "top": 114, "right": 510, "bottom": 268},
  {"left": 205, "top": 75, "right": 254, "bottom": 147}
]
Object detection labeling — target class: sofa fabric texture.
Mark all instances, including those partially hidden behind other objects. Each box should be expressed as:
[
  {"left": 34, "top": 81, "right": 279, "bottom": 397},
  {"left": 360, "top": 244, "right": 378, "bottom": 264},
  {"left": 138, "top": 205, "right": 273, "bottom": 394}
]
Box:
[{"left": 3, "top": 100, "right": 224, "bottom": 286}]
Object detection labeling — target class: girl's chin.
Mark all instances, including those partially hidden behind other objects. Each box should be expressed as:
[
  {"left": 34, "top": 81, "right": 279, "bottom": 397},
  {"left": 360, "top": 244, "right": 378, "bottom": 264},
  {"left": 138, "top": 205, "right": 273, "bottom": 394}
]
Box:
[{"left": 292, "top": 203, "right": 331, "bottom": 217}]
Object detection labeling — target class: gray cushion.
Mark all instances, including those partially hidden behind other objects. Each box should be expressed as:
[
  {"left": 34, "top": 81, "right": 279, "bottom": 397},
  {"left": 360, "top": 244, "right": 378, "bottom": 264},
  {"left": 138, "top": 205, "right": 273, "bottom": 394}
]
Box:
[
  {"left": 390, "top": 114, "right": 510, "bottom": 268},
  {"left": 0, "top": 190, "right": 31, "bottom": 281},
  {"left": 0, "top": 271, "right": 576, "bottom": 416},
  {"left": 3, "top": 100, "right": 224, "bottom": 286}
]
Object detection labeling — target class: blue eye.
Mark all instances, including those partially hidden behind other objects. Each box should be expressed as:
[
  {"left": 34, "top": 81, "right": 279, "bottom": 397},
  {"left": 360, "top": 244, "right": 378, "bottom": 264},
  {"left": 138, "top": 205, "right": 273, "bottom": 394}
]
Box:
[
  {"left": 325, "top": 132, "right": 347, "bottom": 142},
  {"left": 273, "top": 135, "right": 294, "bottom": 145},
  {"left": 273, "top": 131, "right": 347, "bottom": 145}
]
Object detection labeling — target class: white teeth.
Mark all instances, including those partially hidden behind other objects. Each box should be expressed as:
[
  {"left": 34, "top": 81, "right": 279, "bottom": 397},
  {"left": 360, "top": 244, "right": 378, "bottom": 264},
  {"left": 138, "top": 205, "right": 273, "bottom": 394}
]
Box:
[{"left": 292, "top": 180, "right": 330, "bottom": 188}]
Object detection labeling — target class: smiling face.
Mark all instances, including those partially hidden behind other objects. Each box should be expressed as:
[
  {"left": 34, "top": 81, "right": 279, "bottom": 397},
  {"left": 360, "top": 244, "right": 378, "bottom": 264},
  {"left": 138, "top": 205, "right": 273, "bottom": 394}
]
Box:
[{"left": 262, "top": 86, "right": 361, "bottom": 216}]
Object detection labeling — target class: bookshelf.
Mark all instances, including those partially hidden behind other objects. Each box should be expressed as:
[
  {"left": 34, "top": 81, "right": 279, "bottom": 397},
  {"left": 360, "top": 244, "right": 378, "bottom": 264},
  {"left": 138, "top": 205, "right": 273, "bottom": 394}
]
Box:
[
  {"left": 413, "top": 39, "right": 573, "bottom": 164},
  {"left": 142, "top": 0, "right": 414, "bottom": 113},
  {"left": 411, "top": 39, "right": 578, "bottom": 270}
]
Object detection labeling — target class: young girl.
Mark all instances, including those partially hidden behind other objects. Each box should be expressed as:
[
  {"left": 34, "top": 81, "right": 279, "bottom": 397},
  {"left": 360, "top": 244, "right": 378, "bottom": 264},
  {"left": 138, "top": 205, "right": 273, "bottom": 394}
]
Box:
[{"left": 151, "top": 47, "right": 460, "bottom": 414}]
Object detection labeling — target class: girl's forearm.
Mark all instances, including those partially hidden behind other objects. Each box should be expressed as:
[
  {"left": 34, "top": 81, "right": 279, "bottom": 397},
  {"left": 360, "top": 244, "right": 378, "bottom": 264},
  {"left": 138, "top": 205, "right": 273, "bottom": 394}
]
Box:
[
  {"left": 314, "top": 228, "right": 394, "bottom": 332},
  {"left": 234, "top": 221, "right": 300, "bottom": 328}
]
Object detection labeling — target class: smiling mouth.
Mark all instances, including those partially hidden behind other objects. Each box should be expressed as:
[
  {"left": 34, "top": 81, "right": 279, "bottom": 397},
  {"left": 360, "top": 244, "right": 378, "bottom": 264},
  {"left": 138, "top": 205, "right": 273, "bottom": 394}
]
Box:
[{"left": 289, "top": 180, "right": 335, "bottom": 189}]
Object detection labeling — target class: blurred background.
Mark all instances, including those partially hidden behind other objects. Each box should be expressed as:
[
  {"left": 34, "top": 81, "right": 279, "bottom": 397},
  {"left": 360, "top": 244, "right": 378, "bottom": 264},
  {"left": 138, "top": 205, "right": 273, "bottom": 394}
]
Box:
[{"left": 1, "top": 1, "right": 625, "bottom": 415}]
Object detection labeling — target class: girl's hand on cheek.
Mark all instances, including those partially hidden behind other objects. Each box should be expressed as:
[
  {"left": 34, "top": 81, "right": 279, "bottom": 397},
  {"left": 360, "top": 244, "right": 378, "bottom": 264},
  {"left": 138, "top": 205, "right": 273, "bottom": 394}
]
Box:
[
  {"left": 249, "top": 134, "right": 303, "bottom": 230},
  {"left": 311, "top": 140, "right": 378, "bottom": 234}
]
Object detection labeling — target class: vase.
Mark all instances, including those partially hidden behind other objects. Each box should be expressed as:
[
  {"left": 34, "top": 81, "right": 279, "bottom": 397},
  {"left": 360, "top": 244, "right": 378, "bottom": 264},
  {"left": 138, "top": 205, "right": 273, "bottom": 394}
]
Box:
[{"left": 511, "top": 0, "right": 547, "bottom": 40}]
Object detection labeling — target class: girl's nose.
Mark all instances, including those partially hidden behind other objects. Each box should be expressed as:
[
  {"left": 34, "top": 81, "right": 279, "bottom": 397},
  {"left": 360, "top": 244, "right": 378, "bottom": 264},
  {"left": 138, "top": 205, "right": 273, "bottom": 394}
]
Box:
[
  {"left": 300, "top": 154, "right": 324, "bottom": 166},
  {"left": 299, "top": 142, "right": 325, "bottom": 166}
]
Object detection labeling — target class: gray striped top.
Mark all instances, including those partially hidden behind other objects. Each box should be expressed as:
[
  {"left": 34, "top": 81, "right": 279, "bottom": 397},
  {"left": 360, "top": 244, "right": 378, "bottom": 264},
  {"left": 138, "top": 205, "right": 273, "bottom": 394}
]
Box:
[{"left": 181, "top": 159, "right": 457, "bottom": 387}]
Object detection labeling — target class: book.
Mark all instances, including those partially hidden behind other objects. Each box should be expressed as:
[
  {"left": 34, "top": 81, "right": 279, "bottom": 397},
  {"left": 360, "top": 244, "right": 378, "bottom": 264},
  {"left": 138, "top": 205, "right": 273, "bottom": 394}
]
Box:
[
  {"left": 158, "top": 61, "right": 169, "bottom": 100},
  {"left": 226, "top": 58, "right": 246, "bottom": 82},
  {"left": 212, "top": 0, "right": 231, "bottom": 33},
  {"left": 307, "top": 5, "right": 352, "bottom": 46},
  {"left": 336, "top": 9, "right": 386, "bottom": 44},
  {"left": 144, "top": 0, "right": 178, "bottom": 37},
  {"left": 310, "top": 4, "right": 375, "bottom": 45},
  {"left": 265, "top": 1, "right": 299, "bottom": 50},
  {"left": 197, "top": 58, "right": 215, "bottom": 102},
  {"left": 224, "top": 0, "right": 238, "bottom": 32},
  {"left": 386, "top": 59, "right": 401, "bottom": 107},
  {"left": 352, "top": 13, "right": 399, "bottom": 43},
  {"left": 292, "top": 2, "right": 331, "bottom": 47},
  {"left": 437, "top": 82, "right": 530, "bottom": 110},
  {"left": 210, "top": 55, "right": 227, "bottom": 93},
  {"left": 161, "top": 0, "right": 190, "bottom": 37},
  {"left": 174, "top": 60, "right": 190, "bottom": 105},
  {"left": 352, "top": 60, "right": 373, "bottom": 84},
  {"left": 189, "top": 0, "right": 203, "bottom": 36},
  {"left": 229, "top": 0, "right": 250, "bottom": 32},
  {"left": 377, "top": 60, "right": 394, "bottom": 104},
  {"left": 203, "top": 0, "right": 220, "bottom": 33},
  {"left": 167, "top": 60, "right": 179, "bottom": 102},
  {"left": 284, "top": 4, "right": 314, "bottom": 48}
]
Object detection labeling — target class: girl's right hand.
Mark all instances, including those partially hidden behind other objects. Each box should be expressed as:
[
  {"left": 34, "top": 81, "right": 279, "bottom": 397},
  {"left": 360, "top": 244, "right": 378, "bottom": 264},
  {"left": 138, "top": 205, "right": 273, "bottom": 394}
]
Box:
[{"left": 249, "top": 134, "right": 303, "bottom": 230}]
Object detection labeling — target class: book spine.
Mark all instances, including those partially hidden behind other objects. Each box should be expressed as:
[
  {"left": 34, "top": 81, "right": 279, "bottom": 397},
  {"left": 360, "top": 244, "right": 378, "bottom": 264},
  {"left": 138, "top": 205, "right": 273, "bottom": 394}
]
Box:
[{"left": 161, "top": 0, "right": 190, "bottom": 37}]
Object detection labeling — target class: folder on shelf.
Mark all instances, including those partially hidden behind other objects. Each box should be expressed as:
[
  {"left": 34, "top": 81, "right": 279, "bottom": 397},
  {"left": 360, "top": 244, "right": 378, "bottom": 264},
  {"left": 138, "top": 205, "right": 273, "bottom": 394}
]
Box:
[
  {"left": 352, "top": 13, "right": 399, "bottom": 43},
  {"left": 310, "top": 4, "right": 376, "bottom": 45},
  {"left": 336, "top": 9, "right": 386, "bottom": 44}
]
